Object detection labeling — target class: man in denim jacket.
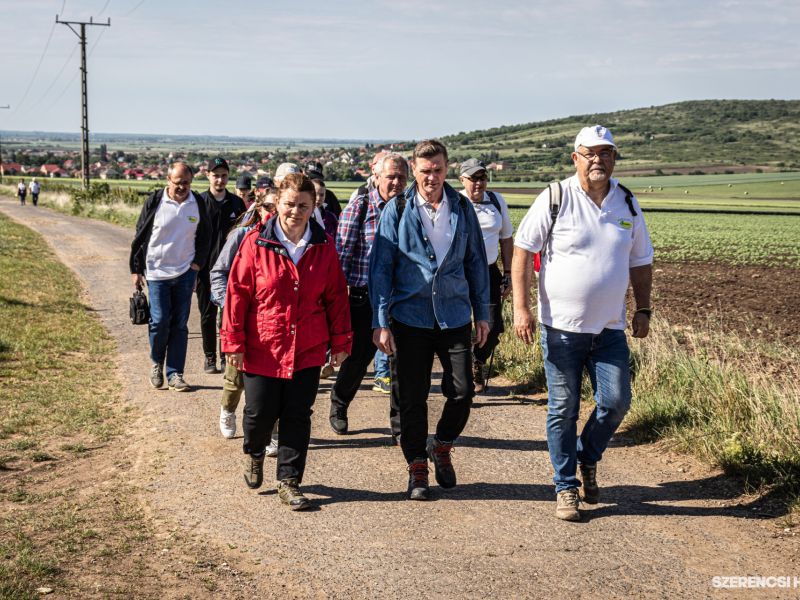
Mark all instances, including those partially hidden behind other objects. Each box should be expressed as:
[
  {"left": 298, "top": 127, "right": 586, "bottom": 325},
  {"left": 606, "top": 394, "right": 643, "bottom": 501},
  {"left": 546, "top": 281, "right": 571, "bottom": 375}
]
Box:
[{"left": 369, "top": 139, "right": 490, "bottom": 501}]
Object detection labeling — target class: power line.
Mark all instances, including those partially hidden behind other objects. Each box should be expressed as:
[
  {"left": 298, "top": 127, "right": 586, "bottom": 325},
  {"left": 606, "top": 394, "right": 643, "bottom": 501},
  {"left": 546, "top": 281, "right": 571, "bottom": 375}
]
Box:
[
  {"left": 122, "top": 0, "right": 147, "bottom": 18},
  {"left": 24, "top": 45, "right": 78, "bottom": 113}
]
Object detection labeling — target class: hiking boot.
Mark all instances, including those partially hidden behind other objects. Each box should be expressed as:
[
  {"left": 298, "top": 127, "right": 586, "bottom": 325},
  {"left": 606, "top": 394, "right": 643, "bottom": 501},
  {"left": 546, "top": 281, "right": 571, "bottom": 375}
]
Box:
[
  {"left": 219, "top": 408, "right": 236, "bottom": 439},
  {"left": 320, "top": 363, "right": 335, "bottom": 379},
  {"left": 277, "top": 478, "right": 311, "bottom": 511},
  {"left": 329, "top": 405, "right": 348, "bottom": 435},
  {"left": 473, "top": 359, "right": 485, "bottom": 394},
  {"left": 579, "top": 463, "right": 599, "bottom": 504},
  {"left": 426, "top": 437, "right": 456, "bottom": 489},
  {"left": 149, "top": 363, "right": 164, "bottom": 389},
  {"left": 556, "top": 488, "right": 581, "bottom": 521},
  {"left": 244, "top": 453, "right": 264, "bottom": 489},
  {"left": 372, "top": 377, "right": 391, "bottom": 394},
  {"left": 266, "top": 437, "right": 279, "bottom": 458},
  {"left": 407, "top": 459, "right": 430, "bottom": 501},
  {"left": 204, "top": 354, "right": 219, "bottom": 374},
  {"left": 167, "top": 373, "right": 190, "bottom": 392}
]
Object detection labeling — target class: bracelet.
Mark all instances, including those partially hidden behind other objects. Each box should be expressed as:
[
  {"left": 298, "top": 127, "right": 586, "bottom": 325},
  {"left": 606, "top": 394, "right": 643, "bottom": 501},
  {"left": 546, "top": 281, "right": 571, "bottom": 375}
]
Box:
[{"left": 635, "top": 307, "right": 652, "bottom": 317}]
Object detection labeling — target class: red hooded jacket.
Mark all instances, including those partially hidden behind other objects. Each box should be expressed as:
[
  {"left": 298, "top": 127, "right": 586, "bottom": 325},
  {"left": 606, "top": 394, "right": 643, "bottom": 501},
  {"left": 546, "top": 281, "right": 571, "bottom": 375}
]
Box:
[{"left": 220, "top": 217, "right": 352, "bottom": 379}]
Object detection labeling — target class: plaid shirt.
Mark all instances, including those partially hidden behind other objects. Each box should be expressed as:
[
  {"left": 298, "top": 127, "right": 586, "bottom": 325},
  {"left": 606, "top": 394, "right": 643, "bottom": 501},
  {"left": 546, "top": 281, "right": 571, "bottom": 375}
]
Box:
[{"left": 336, "top": 185, "right": 386, "bottom": 288}]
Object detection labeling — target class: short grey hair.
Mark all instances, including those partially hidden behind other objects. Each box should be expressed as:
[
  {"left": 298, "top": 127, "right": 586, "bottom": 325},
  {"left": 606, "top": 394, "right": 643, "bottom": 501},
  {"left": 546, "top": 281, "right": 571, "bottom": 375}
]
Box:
[
  {"left": 376, "top": 152, "right": 409, "bottom": 176},
  {"left": 168, "top": 161, "right": 193, "bottom": 179}
]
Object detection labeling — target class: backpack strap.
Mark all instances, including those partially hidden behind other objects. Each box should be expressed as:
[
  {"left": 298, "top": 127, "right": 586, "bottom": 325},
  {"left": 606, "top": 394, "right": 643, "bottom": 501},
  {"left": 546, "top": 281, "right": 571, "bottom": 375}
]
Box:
[
  {"left": 396, "top": 194, "right": 407, "bottom": 221},
  {"left": 617, "top": 183, "right": 638, "bottom": 216},
  {"left": 486, "top": 191, "right": 502, "bottom": 213},
  {"left": 540, "top": 182, "right": 562, "bottom": 261},
  {"left": 356, "top": 189, "right": 370, "bottom": 229}
]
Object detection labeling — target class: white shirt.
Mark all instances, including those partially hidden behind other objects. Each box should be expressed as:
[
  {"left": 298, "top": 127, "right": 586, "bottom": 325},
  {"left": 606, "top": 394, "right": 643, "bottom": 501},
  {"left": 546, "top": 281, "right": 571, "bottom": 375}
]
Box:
[
  {"left": 30, "top": 181, "right": 40, "bottom": 194},
  {"left": 145, "top": 190, "right": 200, "bottom": 281},
  {"left": 514, "top": 175, "right": 654, "bottom": 334},
  {"left": 415, "top": 191, "right": 451, "bottom": 267},
  {"left": 275, "top": 220, "right": 312, "bottom": 265},
  {"left": 461, "top": 190, "right": 513, "bottom": 264}
]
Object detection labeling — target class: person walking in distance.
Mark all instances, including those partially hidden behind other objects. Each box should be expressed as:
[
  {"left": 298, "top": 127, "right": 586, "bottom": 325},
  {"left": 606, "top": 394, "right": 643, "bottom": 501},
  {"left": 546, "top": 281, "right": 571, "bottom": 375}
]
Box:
[
  {"left": 17, "top": 179, "right": 26, "bottom": 205},
  {"left": 512, "top": 125, "right": 654, "bottom": 521},
  {"left": 329, "top": 152, "right": 408, "bottom": 440},
  {"left": 30, "top": 178, "right": 40, "bottom": 206},
  {"left": 370, "top": 140, "right": 490, "bottom": 500},
  {"left": 198, "top": 157, "right": 247, "bottom": 374},
  {"left": 459, "top": 159, "right": 514, "bottom": 393},
  {"left": 129, "top": 162, "right": 211, "bottom": 392}
]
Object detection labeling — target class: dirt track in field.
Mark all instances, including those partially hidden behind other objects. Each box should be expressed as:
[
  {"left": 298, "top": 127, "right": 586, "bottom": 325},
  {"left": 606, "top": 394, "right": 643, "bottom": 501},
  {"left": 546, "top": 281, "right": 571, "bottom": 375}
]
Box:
[{"left": 1, "top": 197, "right": 798, "bottom": 599}]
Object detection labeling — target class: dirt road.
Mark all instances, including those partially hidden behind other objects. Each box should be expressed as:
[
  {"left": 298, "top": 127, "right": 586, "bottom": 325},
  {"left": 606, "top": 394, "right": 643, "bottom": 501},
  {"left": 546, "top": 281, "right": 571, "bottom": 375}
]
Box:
[{"left": 2, "top": 198, "right": 797, "bottom": 599}]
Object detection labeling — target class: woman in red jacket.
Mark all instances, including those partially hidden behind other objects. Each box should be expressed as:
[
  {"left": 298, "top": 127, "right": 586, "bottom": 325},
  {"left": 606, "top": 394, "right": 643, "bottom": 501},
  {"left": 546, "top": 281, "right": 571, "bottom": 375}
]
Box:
[{"left": 221, "top": 173, "right": 352, "bottom": 510}]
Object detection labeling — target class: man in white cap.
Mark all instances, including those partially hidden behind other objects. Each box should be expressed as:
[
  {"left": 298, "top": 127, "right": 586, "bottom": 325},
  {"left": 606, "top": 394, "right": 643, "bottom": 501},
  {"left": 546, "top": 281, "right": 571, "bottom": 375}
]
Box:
[{"left": 511, "top": 125, "right": 654, "bottom": 521}]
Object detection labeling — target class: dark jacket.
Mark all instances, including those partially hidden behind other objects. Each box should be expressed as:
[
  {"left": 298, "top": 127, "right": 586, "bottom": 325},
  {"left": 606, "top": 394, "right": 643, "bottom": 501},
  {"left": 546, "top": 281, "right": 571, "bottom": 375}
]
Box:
[
  {"left": 324, "top": 188, "right": 342, "bottom": 217},
  {"left": 129, "top": 189, "right": 211, "bottom": 275},
  {"left": 199, "top": 189, "right": 247, "bottom": 271}
]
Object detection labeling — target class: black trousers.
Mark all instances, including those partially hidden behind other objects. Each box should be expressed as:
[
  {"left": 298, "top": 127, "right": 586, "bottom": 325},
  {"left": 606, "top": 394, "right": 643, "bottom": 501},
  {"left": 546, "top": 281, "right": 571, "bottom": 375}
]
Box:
[
  {"left": 330, "top": 288, "right": 400, "bottom": 435},
  {"left": 242, "top": 367, "right": 321, "bottom": 483},
  {"left": 473, "top": 263, "right": 504, "bottom": 364},
  {"left": 195, "top": 268, "right": 218, "bottom": 357},
  {"left": 391, "top": 320, "right": 474, "bottom": 463}
]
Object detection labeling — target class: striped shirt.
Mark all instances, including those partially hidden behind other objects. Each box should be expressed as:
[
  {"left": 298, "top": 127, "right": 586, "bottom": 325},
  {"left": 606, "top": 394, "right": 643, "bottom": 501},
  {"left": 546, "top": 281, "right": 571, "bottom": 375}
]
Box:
[{"left": 336, "top": 185, "right": 386, "bottom": 288}]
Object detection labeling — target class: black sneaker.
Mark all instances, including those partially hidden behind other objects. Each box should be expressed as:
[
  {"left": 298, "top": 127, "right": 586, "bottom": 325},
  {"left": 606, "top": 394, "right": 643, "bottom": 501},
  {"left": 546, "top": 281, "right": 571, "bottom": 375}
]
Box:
[
  {"left": 244, "top": 453, "right": 264, "bottom": 489},
  {"left": 579, "top": 463, "right": 599, "bottom": 504},
  {"left": 407, "top": 459, "right": 429, "bottom": 501},
  {"left": 329, "top": 405, "right": 348, "bottom": 435},
  {"left": 426, "top": 437, "right": 456, "bottom": 488},
  {"left": 277, "top": 478, "right": 312, "bottom": 511},
  {"left": 204, "top": 354, "right": 219, "bottom": 374},
  {"left": 149, "top": 363, "right": 164, "bottom": 389}
]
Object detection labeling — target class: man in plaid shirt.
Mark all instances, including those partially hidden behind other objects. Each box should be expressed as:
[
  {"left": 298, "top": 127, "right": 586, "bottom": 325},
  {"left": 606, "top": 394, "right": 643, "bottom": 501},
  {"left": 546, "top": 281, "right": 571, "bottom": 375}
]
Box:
[{"left": 329, "top": 153, "right": 409, "bottom": 440}]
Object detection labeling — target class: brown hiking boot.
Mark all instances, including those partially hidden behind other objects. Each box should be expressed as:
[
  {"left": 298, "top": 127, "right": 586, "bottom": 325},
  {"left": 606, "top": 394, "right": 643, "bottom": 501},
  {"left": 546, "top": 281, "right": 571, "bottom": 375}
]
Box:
[
  {"left": 426, "top": 437, "right": 456, "bottom": 488},
  {"left": 556, "top": 488, "right": 581, "bottom": 521},
  {"left": 473, "top": 359, "right": 485, "bottom": 394},
  {"left": 277, "top": 478, "right": 311, "bottom": 511},
  {"left": 407, "top": 459, "right": 430, "bottom": 500},
  {"left": 243, "top": 454, "right": 264, "bottom": 489},
  {"left": 579, "top": 463, "right": 599, "bottom": 504}
]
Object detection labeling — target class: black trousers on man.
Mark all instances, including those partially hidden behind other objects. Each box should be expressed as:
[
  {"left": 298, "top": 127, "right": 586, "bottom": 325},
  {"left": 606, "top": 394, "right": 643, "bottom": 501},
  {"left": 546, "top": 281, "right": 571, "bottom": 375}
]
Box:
[
  {"left": 195, "top": 268, "right": 218, "bottom": 358},
  {"left": 330, "top": 286, "right": 400, "bottom": 435},
  {"left": 390, "top": 320, "right": 474, "bottom": 464},
  {"left": 473, "top": 263, "right": 504, "bottom": 364},
  {"left": 242, "top": 366, "right": 320, "bottom": 483}
]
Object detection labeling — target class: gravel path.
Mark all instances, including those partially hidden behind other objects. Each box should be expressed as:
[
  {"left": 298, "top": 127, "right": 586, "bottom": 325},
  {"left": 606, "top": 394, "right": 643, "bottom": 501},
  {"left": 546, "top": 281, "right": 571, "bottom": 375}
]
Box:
[{"left": 2, "top": 198, "right": 797, "bottom": 599}]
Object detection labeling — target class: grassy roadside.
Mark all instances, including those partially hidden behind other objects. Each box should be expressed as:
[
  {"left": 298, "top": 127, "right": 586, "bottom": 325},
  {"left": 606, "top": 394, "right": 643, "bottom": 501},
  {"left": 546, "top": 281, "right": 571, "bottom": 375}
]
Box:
[{"left": 0, "top": 213, "right": 249, "bottom": 598}]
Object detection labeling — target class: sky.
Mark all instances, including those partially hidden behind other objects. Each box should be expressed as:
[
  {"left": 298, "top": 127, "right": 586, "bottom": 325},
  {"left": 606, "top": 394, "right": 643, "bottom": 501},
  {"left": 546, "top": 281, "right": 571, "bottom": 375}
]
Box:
[{"left": 1, "top": 0, "right": 799, "bottom": 141}]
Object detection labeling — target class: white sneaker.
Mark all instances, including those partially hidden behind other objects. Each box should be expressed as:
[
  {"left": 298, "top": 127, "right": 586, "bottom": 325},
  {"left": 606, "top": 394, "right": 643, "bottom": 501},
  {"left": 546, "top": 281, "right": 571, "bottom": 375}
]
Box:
[
  {"left": 219, "top": 408, "right": 236, "bottom": 439},
  {"left": 266, "top": 437, "right": 279, "bottom": 458}
]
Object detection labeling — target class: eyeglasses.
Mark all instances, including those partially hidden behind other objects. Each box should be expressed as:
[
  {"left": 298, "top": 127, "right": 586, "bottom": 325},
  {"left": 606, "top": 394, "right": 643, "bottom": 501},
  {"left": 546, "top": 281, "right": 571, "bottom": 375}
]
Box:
[
  {"left": 576, "top": 149, "right": 616, "bottom": 161},
  {"left": 465, "top": 174, "right": 488, "bottom": 182}
]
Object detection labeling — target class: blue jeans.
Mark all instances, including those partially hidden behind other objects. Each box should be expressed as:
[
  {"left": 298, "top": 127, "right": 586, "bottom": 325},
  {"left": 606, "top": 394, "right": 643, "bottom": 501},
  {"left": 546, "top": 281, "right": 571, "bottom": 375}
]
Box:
[
  {"left": 540, "top": 325, "right": 632, "bottom": 492},
  {"left": 147, "top": 268, "right": 196, "bottom": 378},
  {"left": 373, "top": 350, "right": 390, "bottom": 379}
]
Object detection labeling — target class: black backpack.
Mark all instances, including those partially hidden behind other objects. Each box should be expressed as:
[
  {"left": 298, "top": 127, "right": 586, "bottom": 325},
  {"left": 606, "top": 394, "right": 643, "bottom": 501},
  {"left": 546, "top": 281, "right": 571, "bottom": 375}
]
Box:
[{"left": 129, "top": 289, "right": 150, "bottom": 325}]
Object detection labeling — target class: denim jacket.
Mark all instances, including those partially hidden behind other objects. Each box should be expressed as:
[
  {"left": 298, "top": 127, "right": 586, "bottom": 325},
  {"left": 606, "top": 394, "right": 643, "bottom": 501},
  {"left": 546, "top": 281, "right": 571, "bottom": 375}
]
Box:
[{"left": 369, "top": 182, "right": 489, "bottom": 330}]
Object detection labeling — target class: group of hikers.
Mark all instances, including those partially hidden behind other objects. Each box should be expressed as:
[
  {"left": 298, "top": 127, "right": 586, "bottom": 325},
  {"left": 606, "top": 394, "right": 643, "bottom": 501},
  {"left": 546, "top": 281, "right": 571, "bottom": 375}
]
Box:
[
  {"left": 16, "top": 178, "right": 40, "bottom": 206},
  {"left": 129, "top": 125, "right": 654, "bottom": 520}
]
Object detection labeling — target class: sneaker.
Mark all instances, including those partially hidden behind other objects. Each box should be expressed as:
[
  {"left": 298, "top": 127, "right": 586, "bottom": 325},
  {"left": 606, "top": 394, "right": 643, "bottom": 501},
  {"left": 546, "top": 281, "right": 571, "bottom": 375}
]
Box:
[
  {"left": 579, "top": 463, "right": 599, "bottom": 504},
  {"left": 266, "top": 437, "right": 279, "bottom": 458},
  {"left": 426, "top": 437, "right": 456, "bottom": 489},
  {"left": 204, "top": 354, "right": 219, "bottom": 374},
  {"left": 277, "top": 478, "right": 311, "bottom": 511},
  {"left": 329, "top": 405, "right": 348, "bottom": 435},
  {"left": 167, "top": 373, "right": 190, "bottom": 392},
  {"left": 149, "top": 363, "right": 164, "bottom": 389},
  {"left": 219, "top": 408, "right": 236, "bottom": 439},
  {"left": 372, "top": 377, "right": 391, "bottom": 394},
  {"left": 244, "top": 453, "right": 264, "bottom": 489},
  {"left": 556, "top": 488, "right": 581, "bottom": 521},
  {"left": 320, "top": 363, "right": 335, "bottom": 379},
  {"left": 407, "top": 459, "right": 430, "bottom": 500},
  {"left": 473, "top": 359, "right": 485, "bottom": 394}
]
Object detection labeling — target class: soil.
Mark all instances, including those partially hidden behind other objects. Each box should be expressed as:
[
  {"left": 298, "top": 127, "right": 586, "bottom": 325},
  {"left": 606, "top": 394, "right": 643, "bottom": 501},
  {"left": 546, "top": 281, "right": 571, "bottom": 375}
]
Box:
[{"left": 1, "top": 197, "right": 798, "bottom": 599}]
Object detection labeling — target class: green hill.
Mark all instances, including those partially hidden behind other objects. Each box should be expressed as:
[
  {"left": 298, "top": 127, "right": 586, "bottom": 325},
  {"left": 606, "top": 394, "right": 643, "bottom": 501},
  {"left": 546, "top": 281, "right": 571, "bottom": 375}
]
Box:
[{"left": 435, "top": 99, "right": 800, "bottom": 181}]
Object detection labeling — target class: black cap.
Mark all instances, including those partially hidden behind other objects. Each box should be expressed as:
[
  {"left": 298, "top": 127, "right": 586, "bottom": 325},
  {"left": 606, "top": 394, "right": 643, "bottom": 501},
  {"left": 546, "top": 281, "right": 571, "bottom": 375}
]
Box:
[
  {"left": 460, "top": 158, "right": 487, "bottom": 177},
  {"left": 305, "top": 161, "right": 324, "bottom": 180},
  {"left": 255, "top": 176, "right": 274, "bottom": 189},
  {"left": 236, "top": 173, "right": 253, "bottom": 189},
  {"left": 207, "top": 157, "right": 229, "bottom": 172}
]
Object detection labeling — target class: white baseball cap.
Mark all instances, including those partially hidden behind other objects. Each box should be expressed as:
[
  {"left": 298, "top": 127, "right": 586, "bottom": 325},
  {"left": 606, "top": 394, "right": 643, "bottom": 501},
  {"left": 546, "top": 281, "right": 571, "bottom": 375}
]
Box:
[
  {"left": 274, "top": 162, "right": 300, "bottom": 182},
  {"left": 574, "top": 125, "right": 617, "bottom": 151}
]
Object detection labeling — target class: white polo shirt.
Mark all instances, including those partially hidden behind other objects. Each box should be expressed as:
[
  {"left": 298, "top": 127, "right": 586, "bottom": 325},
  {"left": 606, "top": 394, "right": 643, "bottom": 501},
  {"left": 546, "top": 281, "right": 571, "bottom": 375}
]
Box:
[
  {"left": 416, "top": 191, "right": 451, "bottom": 267},
  {"left": 146, "top": 190, "right": 200, "bottom": 281},
  {"left": 514, "top": 175, "right": 654, "bottom": 334},
  {"left": 275, "top": 220, "right": 312, "bottom": 265},
  {"left": 461, "top": 190, "right": 513, "bottom": 264}
]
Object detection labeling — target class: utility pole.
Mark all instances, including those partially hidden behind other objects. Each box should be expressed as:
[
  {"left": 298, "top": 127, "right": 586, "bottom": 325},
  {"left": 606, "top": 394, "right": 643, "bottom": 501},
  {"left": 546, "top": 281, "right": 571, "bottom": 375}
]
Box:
[
  {"left": 56, "top": 15, "right": 110, "bottom": 190},
  {"left": 0, "top": 105, "right": 9, "bottom": 185}
]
